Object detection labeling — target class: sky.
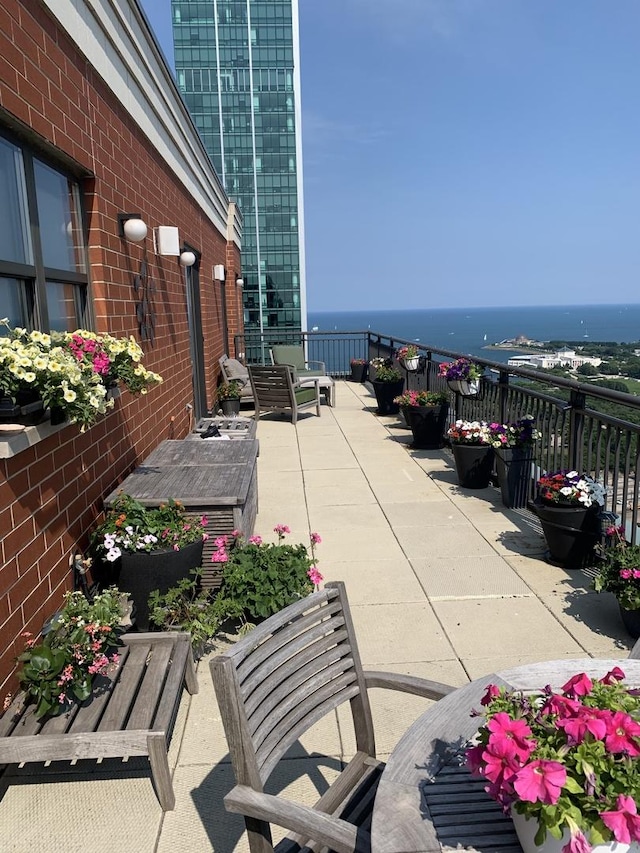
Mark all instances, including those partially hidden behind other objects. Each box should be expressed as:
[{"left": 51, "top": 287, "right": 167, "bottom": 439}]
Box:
[{"left": 139, "top": 0, "right": 640, "bottom": 312}]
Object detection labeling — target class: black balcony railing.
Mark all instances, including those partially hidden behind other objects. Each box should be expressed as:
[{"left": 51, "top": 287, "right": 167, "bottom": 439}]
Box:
[{"left": 234, "top": 329, "right": 640, "bottom": 542}]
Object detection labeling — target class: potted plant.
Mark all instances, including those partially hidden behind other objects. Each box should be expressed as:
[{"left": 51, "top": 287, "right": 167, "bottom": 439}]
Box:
[
  {"left": 447, "top": 419, "right": 494, "bottom": 488},
  {"left": 216, "top": 380, "right": 243, "bottom": 416},
  {"left": 16, "top": 587, "right": 125, "bottom": 719},
  {"left": 369, "top": 358, "right": 404, "bottom": 415},
  {"left": 394, "top": 389, "right": 449, "bottom": 449},
  {"left": 213, "top": 525, "right": 323, "bottom": 628},
  {"left": 397, "top": 345, "right": 420, "bottom": 372},
  {"left": 593, "top": 525, "right": 640, "bottom": 637},
  {"left": 148, "top": 570, "right": 227, "bottom": 656},
  {"left": 467, "top": 667, "right": 640, "bottom": 853},
  {"left": 90, "top": 493, "right": 209, "bottom": 630},
  {"left": 439, "top": 357, "right": 483, "bottom": 396},
  {"left": 535, "top": 470, "right": 605, "bottom": 570},
  {"left": 350, "top": 357, "right": 368, "bottom": 383},
  {"left": 489, "top": 416, "right": 542, "bottom": 508}
]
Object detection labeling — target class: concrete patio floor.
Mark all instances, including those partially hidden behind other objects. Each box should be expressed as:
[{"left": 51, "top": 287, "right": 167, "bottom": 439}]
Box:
[{"left": 0, "top": 380, "right": 635, "bottom": 852}]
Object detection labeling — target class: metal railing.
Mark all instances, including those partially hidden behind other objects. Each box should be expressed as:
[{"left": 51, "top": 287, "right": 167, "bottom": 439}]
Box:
[{"left": 235, "top": 329, "right": 640, "bottom": 540}]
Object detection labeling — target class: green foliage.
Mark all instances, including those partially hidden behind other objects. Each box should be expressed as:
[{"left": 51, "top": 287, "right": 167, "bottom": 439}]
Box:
[
  {"left": 594, "top": 527, "right": 640, "bottom": 609},
  {"left": 16, "top": 588, "right": 125, "bottom": 719},
  {"left": 148, "top": 571, "right": 229, "bottom": 655},
  {"left": 599, "top": 361, "right": 620, "bottom": 375},
  {"left": 591, "top": 379, "right": 629, "bottom": 393},
  {"left": 576, "top": 363, "right": 599, "bottom": 376},
  {"left": 216, "top": 380, "right": 243, "bottom": 400},
  {"left": 214, "top": 528, "right": 322, "bottom": 624}
]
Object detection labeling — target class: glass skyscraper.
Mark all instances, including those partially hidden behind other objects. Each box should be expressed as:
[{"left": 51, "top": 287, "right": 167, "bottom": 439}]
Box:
[{"left": 172, "top": 0, "right": 306, "bottom": 345}]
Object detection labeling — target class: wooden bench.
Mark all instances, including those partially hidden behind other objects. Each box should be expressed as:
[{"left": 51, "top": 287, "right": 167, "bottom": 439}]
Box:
[{"left": 0, "top": 631, "right": 197, "bottom": 810}]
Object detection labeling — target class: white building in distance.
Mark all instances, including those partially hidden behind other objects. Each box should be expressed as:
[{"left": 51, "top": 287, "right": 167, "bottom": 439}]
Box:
[{"left": 507, "top": 347, "right": 602, "bottom": 370}]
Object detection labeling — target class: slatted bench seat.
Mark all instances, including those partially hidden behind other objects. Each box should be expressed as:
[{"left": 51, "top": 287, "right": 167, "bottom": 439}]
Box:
[{"left": 0, "top": 631, "right": 197, "bottom": 811}]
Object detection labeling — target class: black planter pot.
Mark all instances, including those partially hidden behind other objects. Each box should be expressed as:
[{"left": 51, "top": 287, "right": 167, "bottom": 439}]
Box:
[
  {"left": 619, "top": 603, "right": 640, "bottom": 639},
  {"left": 371, "top": 379, "right": 404, "bottom": 415},
  {"left": 451, "top": 443, "right": 494, "bottom": 489},
  {"left": 117, "top": 539, "right": 205, "bottom": 630},
  {"left": 495, "top": 447, "right": 533, "bottom": 509},
  {"left": 405, "top": 403, "right": 449, "bottom": 449},
  {"left": 350, "top": 363, "right": 368, "bottom": 383},
  {"left": 0, "top": 390, "right": 47, "bottom": 425},
  {"left": 220, "top": 398, "right": 241, "bottom": 416},
  {"left": 534, "top": 500, "right": 601, "bottom": 570}
]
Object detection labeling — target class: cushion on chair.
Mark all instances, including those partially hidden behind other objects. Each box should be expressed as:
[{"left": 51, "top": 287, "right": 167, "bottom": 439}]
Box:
[
  {"left": 224, "top": 358, "right": 249, "bottom": 380},
  {"left": 294, "top": 387, "right": 318, "bottom": 405},
  {"left": 271, "top": 345, "right": 306, "bottom": 371}
]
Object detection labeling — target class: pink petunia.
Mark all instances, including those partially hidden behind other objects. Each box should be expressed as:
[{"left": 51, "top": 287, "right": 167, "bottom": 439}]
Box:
[
  {"left": 480, "top": 684, "right": 501, "bottom": 706},
  {"left": 544, "top": 693, "right": 582, "bottom": 718},
  {"left": 562, "top": 830, "right": 591, "bottom": 853},
  {"left": 556, "top": 711, "right": 607, "bottom": 745},
  {"left": 600, "top": 666, "right": 626, "bottom": 685},
  {"left": 487, "top": 712, "right": 534, "bottom": 759},
  {"left": 601, "top": 795, "right": 640, "bottom": 844},
  {"left": 621, "top": 569, "right": 633, "bottom": 580},
  {"left": 513, "top": 760, "right": 567, "bottom": 805},
  {"left": 603, "top": 711, "right": 640, "bottom": 755},
  {"left": 561, "top": 672, "right": 592, "bottom": 698}
]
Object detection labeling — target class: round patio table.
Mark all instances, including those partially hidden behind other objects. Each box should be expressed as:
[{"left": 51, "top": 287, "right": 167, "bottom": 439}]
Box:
[{"left": 370, "top": 658, "right": 640, "bottom": 853}]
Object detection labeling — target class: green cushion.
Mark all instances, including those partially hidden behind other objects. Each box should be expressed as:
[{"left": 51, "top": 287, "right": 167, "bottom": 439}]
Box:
[
  {"left": 272, "top": 345, "right": 305, "bottom": 371},
  {"left": 294, "top": 387, "right": 317, "bottom": 405}
]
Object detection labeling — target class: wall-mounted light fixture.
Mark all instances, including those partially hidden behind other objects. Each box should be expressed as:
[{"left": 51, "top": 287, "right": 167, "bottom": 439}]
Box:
[
  {"left": 118, "top": 213, "right": 147, "bottom": 242},
  {"left": 179, "top": 250, "right": 196, "bottom": 267},
  {"left": 236, "top": 274, "right": 244, "bottom": 286},
  {"left": 214, "top": 264, "right": 226, "bottom": 281}
]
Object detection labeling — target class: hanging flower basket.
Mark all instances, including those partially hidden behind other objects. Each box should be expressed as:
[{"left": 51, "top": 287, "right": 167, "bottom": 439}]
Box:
[{"left": 447, "top": 378, "right": 480, "bottom": 396}]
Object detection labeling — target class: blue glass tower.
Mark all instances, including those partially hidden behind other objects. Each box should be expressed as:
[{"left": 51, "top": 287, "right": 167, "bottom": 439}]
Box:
[{"left": 172, "top": 0, "right": 306, "bottom": 346}]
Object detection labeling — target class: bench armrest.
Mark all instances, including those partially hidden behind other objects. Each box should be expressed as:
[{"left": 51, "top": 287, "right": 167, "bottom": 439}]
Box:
[{"left": 306, "top": 359, "right": 326, "bottom": 373}]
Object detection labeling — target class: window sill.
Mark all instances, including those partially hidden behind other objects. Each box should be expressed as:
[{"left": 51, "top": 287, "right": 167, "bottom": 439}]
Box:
[{"left": 0, "top": 420, "right": 69, "bottom": 459}]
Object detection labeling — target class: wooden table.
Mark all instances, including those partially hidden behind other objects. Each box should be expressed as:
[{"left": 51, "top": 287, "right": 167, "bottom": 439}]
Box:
[
  {"left": 104, "top": 439, "right": 259, "bottom": 588},
  {"left": 371, "top": 658, "right": 640, "bottom": 853}
]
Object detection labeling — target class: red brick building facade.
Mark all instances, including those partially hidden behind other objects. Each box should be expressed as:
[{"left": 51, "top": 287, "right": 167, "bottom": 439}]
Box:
[{"left": 0, "top": 0, "right": 243, "bottom": 697}]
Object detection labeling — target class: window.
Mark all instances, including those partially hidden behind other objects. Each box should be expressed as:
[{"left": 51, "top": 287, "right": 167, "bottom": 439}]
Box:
[{"left": 0, "top": 131, "right": 90, "bottom": 332}]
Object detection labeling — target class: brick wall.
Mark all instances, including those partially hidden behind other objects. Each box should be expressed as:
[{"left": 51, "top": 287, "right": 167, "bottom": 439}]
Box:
[{"left": 0, "top": 0, "right": 243, "bottom": 698}]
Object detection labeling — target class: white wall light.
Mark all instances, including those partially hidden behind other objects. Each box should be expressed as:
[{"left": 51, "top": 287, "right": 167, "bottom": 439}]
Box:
[
  {"left": 214, "top": 264, "right": 225, "bottom": 281},
  {"left": 118, "top": 213, "right": 147, "bottom": 242},
  {"left": 179, "top": 250, "right": 196, "bottom": 267}
]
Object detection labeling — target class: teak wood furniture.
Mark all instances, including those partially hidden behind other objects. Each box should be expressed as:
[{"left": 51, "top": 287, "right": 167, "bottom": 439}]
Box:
[
  {"left": 248, "top": 364, "right": 322, "bottom": 424},
  {"left": 104, "top": 438, "right": 259, "bottom": 586},
  {"left": 210, "top": 581, "right": 456, "bottom": 853},
  {"left": 370, "top": 658, "right": 640, "bottom": 853},
  {"left": 0, "top": 631, "right": 198, "bottom": 811}
]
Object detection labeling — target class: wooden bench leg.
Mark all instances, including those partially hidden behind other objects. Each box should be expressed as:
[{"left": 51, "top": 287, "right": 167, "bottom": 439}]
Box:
[
  {"left": 184, "top": 645, "right": 199, "bottom": 695},
  {"left": 147, "top": 732, "right": 175, "bottom": 810}
]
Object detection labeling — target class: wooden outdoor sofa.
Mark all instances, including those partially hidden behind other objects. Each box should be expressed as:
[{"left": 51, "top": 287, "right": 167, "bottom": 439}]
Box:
[{"left": 0, "top": 631, "right": 197, "bottom": 810}]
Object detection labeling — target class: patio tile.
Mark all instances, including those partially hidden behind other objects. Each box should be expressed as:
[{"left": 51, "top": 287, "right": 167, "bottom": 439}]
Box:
[
  {"left": 432, "top": 596, "right": 584, "bottom": 659},
  {"left": 411, "top": 555, "right": 533, "bottom": 599},
  {"left": 318, "top": 528, "right": 405, "bottom": 563},
  {"left": 379, "top": 499, "right": 469, "bottom": 529},
  {"left": 307, "top": 502, "right": 389, "bottom": 530},
  {"left": 323, "top": 560, "right": 426, "bottom": 605},
  {"left": 396, "top": 525, "right": 499, "bottom": 559}
]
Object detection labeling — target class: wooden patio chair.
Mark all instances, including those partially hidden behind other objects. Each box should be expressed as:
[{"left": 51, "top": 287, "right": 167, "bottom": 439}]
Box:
[
  {"left": 210, "top": 581, "right": 456, "bottom": 853},
  {"left": 269, "top": 345, "right": 326, "bottom": 377},
  {"left": 248, "top": 364, "right": 321, "bottom": 424}
]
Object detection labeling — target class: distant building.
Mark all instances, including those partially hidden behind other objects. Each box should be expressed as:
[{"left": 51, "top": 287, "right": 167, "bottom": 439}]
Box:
[
  {"left": 172, "top": 0, "right": 307, "bottom": 350},
  {"left": 507, "top": 348, "right": 602, "bottom": 370}
]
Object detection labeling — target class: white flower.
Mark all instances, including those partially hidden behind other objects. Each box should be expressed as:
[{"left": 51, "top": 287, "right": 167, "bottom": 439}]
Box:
[{"left": 106, "top": 547, "right": 121, "bottom": 562}]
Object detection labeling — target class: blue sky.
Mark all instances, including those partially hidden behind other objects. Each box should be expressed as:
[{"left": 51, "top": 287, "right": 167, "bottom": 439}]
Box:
[{"left": 139, "top": 0, "right": 640, "bottom": 311}]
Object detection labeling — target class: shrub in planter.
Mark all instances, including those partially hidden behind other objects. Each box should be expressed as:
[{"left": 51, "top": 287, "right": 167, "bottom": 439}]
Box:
[{"left": 213, "top": 525, "right": 323, "bottom": 626}]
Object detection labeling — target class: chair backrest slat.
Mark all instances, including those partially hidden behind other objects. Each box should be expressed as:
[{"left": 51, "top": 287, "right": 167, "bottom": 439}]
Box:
[
  {"left": 210, "top": 582, "right": 375, "bottom": 790},
  {"left": 244, "top": 629, "right": 351, "bottom": 718},
  {"left": 257, "top": 682, "right": 361, "bottom": 782}
]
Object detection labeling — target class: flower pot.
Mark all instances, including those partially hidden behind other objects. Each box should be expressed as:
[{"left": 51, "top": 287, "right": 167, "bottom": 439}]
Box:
[
  {"left": 371, "top": 379, "right": 404, "bottom": 415},
  {"left": 0, "top": 390, "right": 46, "bottom": 425},
  {"left": 117, "top": 539, "right": 204, "bottom": 631},
  {"left": 49, "top": 406, "right": 67, "bottom": 425},
  {"left": 495, "top": 447, "right": 533, "bottom": 509},
  {"left": 220, "top": 398, "right": 241, "bottom": 416},
  {"left": 451, "top": 443, "right": 494, "bottom": 488},
  {"left": 534, "top": 500, "right": 601, "bottom": 570},
  {"left": 619, "top": 603, "right": 640, "bottom": 638},
  {"left": 447, "top": 379, "right": 480, "bottom": 396},
  {"left": 402, "top": 356, "right": 420, "bottom": 372},
  {"left": 511, "top": 811, "right": 640, "bottom": 853},
  {"left": 350, "top": 363, "right": 368, "bottom": 383},
  {"left": 405, "top": 403, "right": 449, "bottom": 449}
]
